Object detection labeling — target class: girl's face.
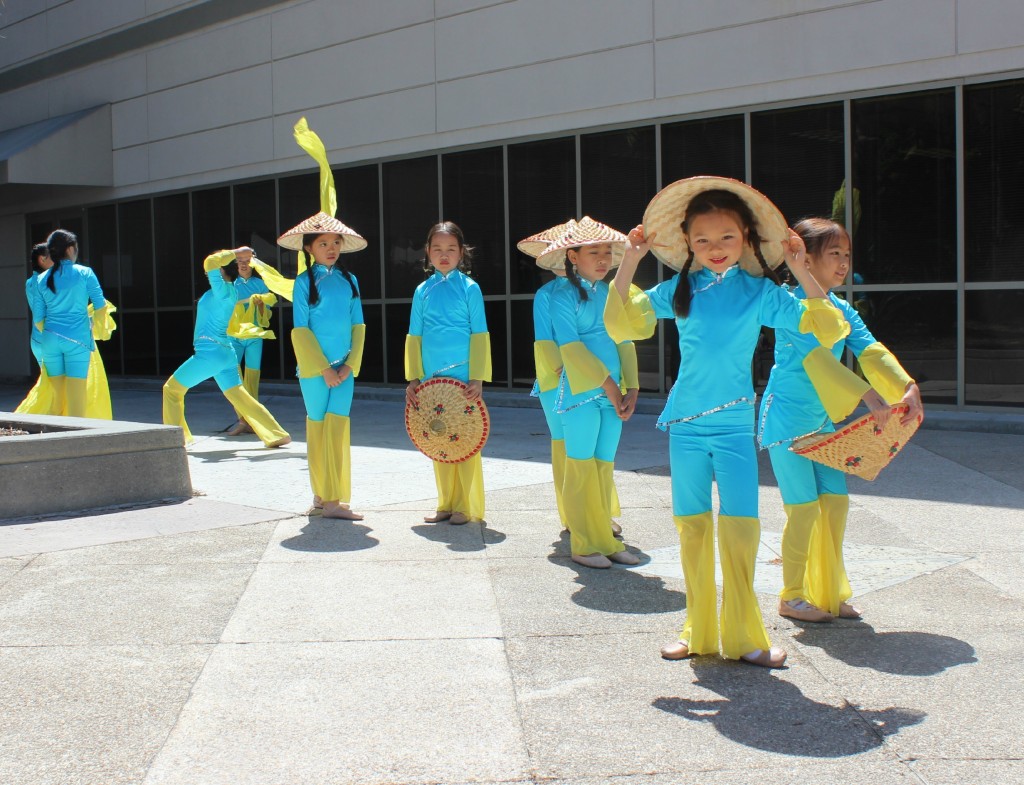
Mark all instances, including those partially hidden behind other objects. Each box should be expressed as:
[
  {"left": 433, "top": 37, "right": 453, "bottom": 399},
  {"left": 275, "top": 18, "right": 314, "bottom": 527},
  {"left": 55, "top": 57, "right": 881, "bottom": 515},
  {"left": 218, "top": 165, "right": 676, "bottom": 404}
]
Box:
[
  {"left": 237, "top": 259, "right": 252, "bottom": 278},
  {"left": 568, "top": 243, "right": 614, "bottom": 283},
  {"left": 684, "top": 209, "right": 747, "bottom": 273},
  {"left": 427, "top": 231, "right": 462, "bottom": 273},
  {"left": 807, "top": 233, "right": 850, "bottom": 290},
  {"left": 304, "top": 233, "right": 344, "bottom": 267}
]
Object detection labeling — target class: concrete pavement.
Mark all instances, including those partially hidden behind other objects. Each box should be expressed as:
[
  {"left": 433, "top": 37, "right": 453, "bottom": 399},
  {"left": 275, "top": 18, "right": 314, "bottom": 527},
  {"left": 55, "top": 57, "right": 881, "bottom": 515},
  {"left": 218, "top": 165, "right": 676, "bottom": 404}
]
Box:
[{"left": 1, "top": 380, "right": 1022, "bottom": 784}]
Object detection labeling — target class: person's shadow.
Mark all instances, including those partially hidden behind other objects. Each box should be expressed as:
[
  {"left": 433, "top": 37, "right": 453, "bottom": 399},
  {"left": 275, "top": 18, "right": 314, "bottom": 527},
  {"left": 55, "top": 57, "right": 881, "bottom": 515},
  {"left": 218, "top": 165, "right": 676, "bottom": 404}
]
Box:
[
  {"left": 279, "top": 515, "right": 379, "bottom": 553},
  {"left": 793, "top": 625, "right": 977, "bottom": 676},
  {"left": 653, "top": 660, "right": 925, "bottom": 757},
  {"left": 411, "top": 521, "right": 507, "bottom": 553}
]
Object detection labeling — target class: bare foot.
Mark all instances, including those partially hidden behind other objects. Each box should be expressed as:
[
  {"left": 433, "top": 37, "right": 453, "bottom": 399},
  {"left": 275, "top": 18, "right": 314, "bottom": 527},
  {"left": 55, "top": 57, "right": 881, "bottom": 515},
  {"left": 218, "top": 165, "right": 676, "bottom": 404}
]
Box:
[
  {"left": 267, "top": 435, "right": 291, "bottom": 448},
  {"left": 741, "top": 647, "right": 788, "bottom": 668},
  {"left": 660, "top": 641, "right": 691, "bottom": 660},
  {"left": 424, "top": 511, "right": 452, "bottom": 523},
  {"left": 227, "top": 420, "right": 248, "bottom": 436},
  {"left": 608, "top": 550, "right": 640, "bottom": 565},
  {"left": 449, "top": 512, "right": 470, "bottom": 525},
  {"left": 323, "top": 502, "right": 364, "bottom": 520},
  {"left": 571, "top": 553, "right": 612, "bottom": 569},
  {"left": 839, "top": 602, "right": 863, "bottom": 619}
]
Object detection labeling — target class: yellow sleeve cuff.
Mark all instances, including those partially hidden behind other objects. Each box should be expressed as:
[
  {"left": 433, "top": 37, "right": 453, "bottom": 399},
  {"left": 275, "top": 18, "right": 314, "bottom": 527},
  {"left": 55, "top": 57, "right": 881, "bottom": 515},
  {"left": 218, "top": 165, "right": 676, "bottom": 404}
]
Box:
[
  {"left": 469, "top": 332, "right": 492, "bottom": 382},
  {"left": 404, "top": 334, "right": 424, "bottom": 381},
  {"left": 802, "top": 346, "right": 871, "bottom": 422},
  {"left": 561, "top": 341, "right": 610, "bottom": 395},
  {"left": 291, "top": 327, "right": 330, "bottom": 378},
  {"left": 203, "top": 249, "right": 235, "bottom": 273},
  {"left": 251, "top": 258, "right": 294, "bottom": 302},
  {"left": 604, "top": 284, "right": 656, "bottom": 343},
  {"left": 35, "top": 321, "right": 45, "bottom": 332},
  {"left": 534, "top": 339, "right": 562, "bottom": 392},
  {"left": 227, "top": 302, "right": 275, "bottom": 341},
  {"left": 798, "top": 298, "right": 851, "bottom": 349},
  {"left": 858, "top": 342, "right": 914, "bottom": 404},
  {"left": 347, "top": 323, "right": 366, "bottom": 377},
  {"left": 90, "top": 300, "right": 118, "bottom": 341},
  {"left": 617, "top": 342, "right": 639, "bottom": 390}
]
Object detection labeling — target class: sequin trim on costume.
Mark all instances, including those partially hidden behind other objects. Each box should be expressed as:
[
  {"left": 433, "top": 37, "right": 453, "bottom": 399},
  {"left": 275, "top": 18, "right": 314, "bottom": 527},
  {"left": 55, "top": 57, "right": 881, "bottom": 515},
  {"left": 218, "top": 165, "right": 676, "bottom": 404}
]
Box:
[
  {"left": 196, "top": 334, "right": 232, "bottom": 349},
  {"left": 43, "top": 329, "right": 91, "bottom": 349},
  {"left": 554, "top": 373, "right": 604, "bottom": 414},
  {"left": 431, "top": 359, "right": 468, "bottom": 377},
  {"left": 691, "top": 267, "right": 739, "bottom": 295},
  {"left": 656, "top": 395, "right": 753, "bottom": 429},
  {"left": 757, "top": 392, "right": 831, "bottom": 450}
]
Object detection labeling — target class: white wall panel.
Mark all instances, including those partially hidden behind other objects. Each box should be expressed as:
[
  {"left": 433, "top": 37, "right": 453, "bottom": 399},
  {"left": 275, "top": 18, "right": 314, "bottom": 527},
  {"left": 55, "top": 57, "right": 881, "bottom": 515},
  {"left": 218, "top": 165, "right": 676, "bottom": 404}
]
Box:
[
  {"left": 112, "top": 97, "right": 148, "bottom": 149},
  {"left": 113, "top": 146, "right": 150, "bottom": 186},
  {"left": 435, "top": 0, "right": 512, "bottom": 17},
  {"left": 655, "top": 0, "right": 955, "bottom": 98},
  {"left": 0, "top": 85, "right": 51, "bottom": 134},
  {"left": 47, "top": 0, "right": 146, "bottom": 50},
  {"left": 146, "top": 0, "right": 209, "bottom": 13},
  {"left": 957, "top": 0, "right": 1024, "bottom": 55},
  {"left": 0, "top": 15, "right": 48, "bottom": 71},
  {"left": 437, "top": 44, "right": 654, "bottom": 132},
  {"left": 436, "top": 0, "right": 652, "bottom": 82},
  {"left": 271, "top": 0, "right": 434, "bottom": 60},
  {"left": 272, "top": 23, "right": 434, "bottom": 115},
  {"left": 0, "top": 3, "right": 45, "bottom": 29},
  {"left": 48, "top": 54, "right": 148, "bottom": 117},
  {"left": 654, "top": 0, "right": 878, "bottom": 38},
  {"left": 146, "top": 15, "right": 271, "bottom": 92},
  {"left": 147, "top": 64, "right": 272, "bottom": 141},
  {"left": 147, "top": 118, "right": 273, "bottom": 180}
]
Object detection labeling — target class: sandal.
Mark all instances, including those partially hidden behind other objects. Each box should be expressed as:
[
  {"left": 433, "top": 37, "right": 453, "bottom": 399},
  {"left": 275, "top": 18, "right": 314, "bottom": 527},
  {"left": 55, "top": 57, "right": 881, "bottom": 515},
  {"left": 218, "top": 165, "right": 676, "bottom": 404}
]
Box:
[
  {"left": 779, "top": 598, "right": 833, "bottom": 623},
  {"left": 741, "top": 647, "right": 788, "bottom": 668},
  {"left": 660, "top": 641, "right": 691, "bottom": 660},
  {"left": 424, "top": 511, "right": 452, "bottom": 523}
]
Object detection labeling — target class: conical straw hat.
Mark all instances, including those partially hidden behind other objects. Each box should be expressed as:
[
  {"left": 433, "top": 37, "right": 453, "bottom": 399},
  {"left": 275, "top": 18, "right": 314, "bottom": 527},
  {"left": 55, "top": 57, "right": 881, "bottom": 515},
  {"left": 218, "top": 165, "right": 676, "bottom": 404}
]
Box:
[
  {"left": 517, "top": 221, "right": 572, "bottom": 258},
  {"left": 642, "top": 176, "right": 789, "bottom": 275},
  {"left": 535, "top": 217, "right": 627, "bottom": 271},
  {"left": 405, "top": 378, "right": 490, "bottom": 463},
  {"left": 277, "top": 211, "right": 367, "bottom": 253}
]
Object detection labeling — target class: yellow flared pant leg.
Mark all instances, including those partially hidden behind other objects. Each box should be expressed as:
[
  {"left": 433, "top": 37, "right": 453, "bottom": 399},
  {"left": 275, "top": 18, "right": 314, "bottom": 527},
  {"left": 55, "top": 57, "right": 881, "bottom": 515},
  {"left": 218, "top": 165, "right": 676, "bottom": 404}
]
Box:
[
  {"left": 162, "top": 376, "right": 193, "bottom": 443},
  {"left": 718, "top": 515, "right": 772, "bottom": 660},
  {"left": 243, "top": 367, "right": 261, "bottom": 401},
  {"left": 305, "top": 418, "right": 325, "bottom": 499},
  {"left": 223, "top": 385, "right": 289, "bottom": 447},
  {"left": 805, "top": 494, "right": 853, "bottom": 616},
  {"left": 596, "top": 459, "right": 621, "bottom": 518},
  {"left": 674, "top": 512, "right": 719, "bottom": 655},
  {"left": 86, "top": 349, "right": 112, "bottom": 419},
  {"left": 65, "top": 376, "right": 88, "bottom": 418},
  {"left": 322, "top": 414, "right": 352, "bottom": 504},
  {"left": 551, "top": 439, "right": 568, "bottom": 527},
  {"left": 779, "top": 501, "right": 821, "bottom": 602},
  {"left": 15, "top": 367, "right": 53, "bottom": 415},
  {"left": 432, "top": 454, "right": 486, "bottom": 520},
  {"left": 49, "top": 374, "right": 67, "bottom": 417},
  {"left": 562, "top": 457, "right": 623, "bottom": 556}
]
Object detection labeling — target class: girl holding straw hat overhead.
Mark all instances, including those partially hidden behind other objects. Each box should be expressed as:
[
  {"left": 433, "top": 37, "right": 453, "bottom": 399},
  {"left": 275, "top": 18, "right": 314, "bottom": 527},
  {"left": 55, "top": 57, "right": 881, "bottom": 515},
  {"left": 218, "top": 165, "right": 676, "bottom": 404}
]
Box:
[
  {"left": 538, "top": 217, "right": 641, "bottom": 569},
  {"left": 405, "top": 221, "right": 491, "bottom": 526},
  {"left": 278, "top": 119, "right": 368, "bottom": 521},
  {"left": 606, "top": 177, "right": 849, "bottom": 667},
  {"left": 759, "top": 217, "right": 923, "bottom": 623}
]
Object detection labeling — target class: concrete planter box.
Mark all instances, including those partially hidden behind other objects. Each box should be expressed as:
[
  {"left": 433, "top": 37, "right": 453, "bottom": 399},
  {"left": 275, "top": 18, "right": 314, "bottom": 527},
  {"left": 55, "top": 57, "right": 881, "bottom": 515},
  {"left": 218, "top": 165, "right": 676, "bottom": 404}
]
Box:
[{"left": 0, "top": 413, "right": 192, "bottom": 520}]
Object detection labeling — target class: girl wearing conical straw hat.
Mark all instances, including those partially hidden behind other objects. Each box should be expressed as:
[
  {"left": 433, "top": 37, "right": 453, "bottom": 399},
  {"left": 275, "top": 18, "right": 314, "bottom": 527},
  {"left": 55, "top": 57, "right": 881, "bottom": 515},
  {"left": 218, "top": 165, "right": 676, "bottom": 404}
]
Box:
[
  {"left": 277, "top": 118, "right": 368, "bottom": 520},
  {"left": 537, "top": 217, "right": 642, "bottom": 569},
  {"left": 606, "top": 177, "right": 849, "bottom": 667}
]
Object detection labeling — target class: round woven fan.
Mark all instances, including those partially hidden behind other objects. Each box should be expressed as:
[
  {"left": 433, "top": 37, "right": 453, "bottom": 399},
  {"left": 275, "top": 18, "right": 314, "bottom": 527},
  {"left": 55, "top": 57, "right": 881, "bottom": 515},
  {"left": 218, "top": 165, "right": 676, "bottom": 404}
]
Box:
[
  {"left": 405, "top": 378, "right": 490, "bottom": 463},
  {"left": 791, "top": 403, "right": 920, "bottom": 481}
]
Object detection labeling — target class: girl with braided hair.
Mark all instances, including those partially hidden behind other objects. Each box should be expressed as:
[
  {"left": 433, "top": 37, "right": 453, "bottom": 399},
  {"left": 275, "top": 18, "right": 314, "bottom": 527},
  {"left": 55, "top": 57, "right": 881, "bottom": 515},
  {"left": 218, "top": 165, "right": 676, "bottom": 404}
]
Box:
[{"left": 605, "top": 177, "right": 848, "bottom": 668}]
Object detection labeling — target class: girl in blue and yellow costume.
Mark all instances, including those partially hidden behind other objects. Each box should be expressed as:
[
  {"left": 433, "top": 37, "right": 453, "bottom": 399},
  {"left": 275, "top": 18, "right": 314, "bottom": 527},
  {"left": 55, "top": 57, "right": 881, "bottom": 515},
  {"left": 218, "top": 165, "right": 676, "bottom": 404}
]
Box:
[
  {"left": 538, "top": 217, "right": 641, "bottom": 569},
  {"left": 279, "top": 118, "right": 369, "bottom": 521},
  {"left": 606, "top": 177, "right": 848, "bottom": 667},
  {"left": 225, "top": 255, "right": 278, "bottom": 436},
  {"left": 759, "top": 217, "right": 923, "bottom": 623},
  {"left": 404, "top": 222, "right": 492, "bottom": 526},
  {"left": 162, "top": 246, "right": 291, "bottom": 449},
  {"left": 28, "top": 230, "right": 115, "bottom": 418}
]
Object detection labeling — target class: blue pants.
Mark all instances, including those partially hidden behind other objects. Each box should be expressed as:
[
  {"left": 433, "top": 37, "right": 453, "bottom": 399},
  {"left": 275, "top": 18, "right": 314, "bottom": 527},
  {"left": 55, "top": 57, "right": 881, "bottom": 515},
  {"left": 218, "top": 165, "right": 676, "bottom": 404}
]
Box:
[
  {"left": 172, "top": 342, "right": 243, "bottom": 391},
  {"left": 669, "top": 406, "right": 758, "bottom": 518},
  {"left": 299, "top": 370, "right": 354, "bottom": 421},
  {"left": 231, "top": 337, "right": 264, "bottom": 371},
  {"left": 561, "top": 396, "right": 621, "bottom": 461},
  {"left": 537, "top": 387, "right": 564, "bottom": 440},
  {"left": 768, "top": 440, "right": 847, "bottom": 505},
  {"left": 41, "top": 332, "right": 91, "bottom": 379}
]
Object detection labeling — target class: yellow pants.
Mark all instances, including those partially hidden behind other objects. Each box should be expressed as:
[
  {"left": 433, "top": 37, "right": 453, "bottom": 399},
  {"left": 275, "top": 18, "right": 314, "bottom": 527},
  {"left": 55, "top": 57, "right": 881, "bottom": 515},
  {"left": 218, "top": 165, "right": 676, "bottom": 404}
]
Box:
[
  {"left": 306, "top": 414, "right": 352, "bottom": 504},
  {"left": 562, "top": 457, "right": 624, "bottom": 557},
  {"left": 805, "top": 494, "right": 853, "bottom": 615},
  {"left": 432, "top": 453, "right": 485, "bottom": 521}
]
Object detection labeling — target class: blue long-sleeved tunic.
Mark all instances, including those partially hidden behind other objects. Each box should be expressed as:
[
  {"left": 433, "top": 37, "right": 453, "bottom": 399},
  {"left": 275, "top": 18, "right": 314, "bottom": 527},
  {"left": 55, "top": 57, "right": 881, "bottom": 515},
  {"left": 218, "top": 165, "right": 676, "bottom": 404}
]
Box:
[
  {"left": 32, "top": 260, "right": 105, "bottom": 350},
  {"left": 409, "top": 269, "right": 487, "bottom": 382},
  {"left": 293, "top": 264, "right": 363, "bottom": 368}
]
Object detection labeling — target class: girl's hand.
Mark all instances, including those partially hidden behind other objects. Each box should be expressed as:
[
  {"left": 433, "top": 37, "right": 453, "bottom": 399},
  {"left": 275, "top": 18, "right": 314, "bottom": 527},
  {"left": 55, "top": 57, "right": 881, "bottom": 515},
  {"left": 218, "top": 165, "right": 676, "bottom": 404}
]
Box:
[
  {"left": 899, "top": 382, "right": 924, "bottom": 425},
  {"left": 622, "top": 226, "right": 655, "bottom": 265},
  {"left": 464, "top": 380, "right": 483, "bottom": 401},
  {"left": 232, "top": 246, "right": 254, "bottom": 263},
  {"left": 337, "top": 364, "right": 353, "bottom": 383},
  {"left": 862, "top": 388, "right": 891, "bottom": 431},
  {"left": 406, "top": 380, "right": 420, "bottom": 407},
  {"left": 619, "top": 388, "right": 639, "bottom": 421},
  {"left": 322, "top": 366, "right": 342, "bottom": 388},
  {"left": 602, "top": 376, "right": 623, "bottom": 412},
  {"left": 781, "top": 230, "right": 806, "bottom": 267}
]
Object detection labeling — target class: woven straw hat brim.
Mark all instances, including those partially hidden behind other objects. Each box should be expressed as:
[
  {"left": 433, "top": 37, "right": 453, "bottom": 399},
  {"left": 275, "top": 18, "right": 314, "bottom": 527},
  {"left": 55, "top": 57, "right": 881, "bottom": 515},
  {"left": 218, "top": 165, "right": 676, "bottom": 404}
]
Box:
[
  {"left": 535, "top": 217, "right": 628, "bottom": 272},
  {"left": 405, "top": 377, "right": 490, "bottom": 464},
  {"left": 517, "top": 221, "right": 572, "bottom": 259},
  {"left": 791, "top": 403, "right": 920, "bottom": 481},
  {"left": 277, "top": 211, "right": 367, "bottom": 253},
  {"left": 642, "top": 176, "right": 789, "bottom": 275}
]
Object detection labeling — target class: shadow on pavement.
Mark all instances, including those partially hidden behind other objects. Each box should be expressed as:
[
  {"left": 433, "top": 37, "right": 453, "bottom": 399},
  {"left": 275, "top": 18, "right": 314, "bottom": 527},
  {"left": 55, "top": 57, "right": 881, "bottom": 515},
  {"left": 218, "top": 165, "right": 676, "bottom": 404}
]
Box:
[
  {"left": 411, "top": 521, "right": 507, "bottom": 552},
  {"left": 279, "top": 516, "right": 379, "bottom": 553},
  {"left": 794, "top": 626, "right": 977, "bottom": 676},
  {"left": 653, "top": 660, "right": 926, "bottom": 757},
  {"left": 189, "top": 447, "right": 299, "bottom": 464}
]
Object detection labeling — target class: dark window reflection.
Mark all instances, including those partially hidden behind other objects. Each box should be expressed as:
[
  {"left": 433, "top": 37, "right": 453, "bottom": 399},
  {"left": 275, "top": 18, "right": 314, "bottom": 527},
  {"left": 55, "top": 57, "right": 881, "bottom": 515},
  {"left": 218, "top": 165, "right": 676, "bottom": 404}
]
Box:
[
  {"left": 234, "top": 180, "right": 278, "bottom": 266},
  {"left": 157, "top": 310, "right": 195, "bottom": 377},
  {"left": 384, "top": 303, "right": 411, "bottom": 384},
  {"left": 966, "top": 290, "right": 1024, "bottom": 406},
  {"left": 117, "top": 200, "right": 154, "bottom": 308},
  {"left": 85, "top": 205, "right": 121, "bottom": 373},
  {"left": 383, "top": 156, "right": 438, "bottom": 298},
  {"left": 121, "top": 312, "right": 157, "bottom": 375},
  {"left": 261, "top": 311, "right": 283, "bottom": 382},
  {"left": 508, "top": 137, "right": 575, "bottom": 295},
  {"left": 581, "top": 127, "right": 657, "bottom": 289},
  {"left": 752, "top": 104, "right": 844, "bottom": 228},
  {"left": 280, "top": 306, "right": 296, "bottom": 381},
  {"left": 663, "top": 115, "right": 745, "bottom": 184},
  {"left": 852, "top": 89, "right": 956, "bottom": 284},
  {"left": 511, "top": 298, "right": 537, "bottom": 389},
  {"left": 484, "top": 299, "right": 508, "bottom": 386},
  {"left": 442, "top": 147, "right": 505, "bottom": 295},
  {"left": 154, "top": 194, "right": 192, "bottom": 308},
  {"left": 278, "top": 173, "right": 318, "bottom": 278},
  {"left": 336, "top": 164, "right": 381, "bottom": 299},
  {"left": 358, "top": 303, "right": 384, "bottom": 383},
  {"left": 965, "top": 79, "right": 1024, "bottom": 283},
  {"left": 192, "top": 188, "right": 231, "bottom": 296}
]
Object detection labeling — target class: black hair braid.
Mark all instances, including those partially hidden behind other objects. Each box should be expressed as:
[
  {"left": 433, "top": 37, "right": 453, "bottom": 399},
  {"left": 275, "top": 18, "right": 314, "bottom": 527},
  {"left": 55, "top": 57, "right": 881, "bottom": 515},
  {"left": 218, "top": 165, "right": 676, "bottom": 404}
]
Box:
[
  {"left": 752, "top": 238, "right": 781, "bottom": 286},
  {"left": 45, "top": 230, "right": 77, "bottom": 293},
  {"left": 338, "top": 264, "right": 360, "bottom": 298},
  {"left": 304, "top": 252, "right": 320, "bottom": 307},
  {"left": 563, "top": 255, "right": 588, "bottom": 302},
  {"left": 671, "top": 252, "right": 696, "bottom": 317}
]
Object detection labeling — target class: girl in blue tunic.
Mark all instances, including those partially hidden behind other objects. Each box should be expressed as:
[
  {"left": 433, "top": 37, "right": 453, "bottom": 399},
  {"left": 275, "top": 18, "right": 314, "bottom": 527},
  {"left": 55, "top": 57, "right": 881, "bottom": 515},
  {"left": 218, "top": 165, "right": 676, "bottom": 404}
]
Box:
[
  {"left": 759, "top": 217, "right": 923, "bottom": 622},
  {"left": 539, "top": 217, "right": 641, "bottom": 569},
  {"left": 226, "top": 256, "right": 278, "bottom": 435},
  {"left": 405, "top": 222, "right": 492, "bottom": 525},
  {"left": 606, "top": 178, "right": 847, "bottom": 667}
]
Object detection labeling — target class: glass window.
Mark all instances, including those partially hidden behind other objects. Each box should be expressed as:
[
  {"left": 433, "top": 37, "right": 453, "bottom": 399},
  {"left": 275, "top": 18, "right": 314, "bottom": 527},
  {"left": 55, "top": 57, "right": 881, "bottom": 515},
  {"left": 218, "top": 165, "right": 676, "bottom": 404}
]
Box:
[
  {"left": 484, "top": 299, "right": 508, "bottom": 387},
  {"left": 156, "top": 310, "right": 194, "bottom": 377},
  {"left": 964, "top": 79, "right": 1024, "bottom": 283},
  {"left": 279, "top": 306, "right": 296, "bottom": 381},
  {"left": 234, "top": 180, "right": 278, "bottom": 266},
  {"left": 84, "top": 206, "right": 120, "bottom": 373},
  {"left": 120, "top": 312, "right": 157, "bottom": 376},
  {"left": 510, "top": 298, "right": 537, "bottom": 389},
  {"left": 966, "top": 290, "right": 1024, "bottom": 406},
  {"left": 852, "top": 89, "right": 956, "bottom": 284},
  {"left": 442, "top": 147, "right": 506, "bottom": 295},
  {"left": 154, "top": 193, "right": 192, "bottom": 308},
  {"left": 384, "top": 302, "right": 411, "bottom": 384},
  {"left": 383, "top": 156, "right": 438, "bottom": 299},
  {"left": 192, "top": 188, "right": 231, "bottom": 296},
  {"left": 508, "top": 137, "right": 576, "bottom": 296},
  {"left": 117, "top": 199, "right": 154, "bottom": 308},
  {"left": 662, "top": 115, "right": 745, "bottom": 184},
  {"left": 336, "top": 164, "right": 381, "bottom": 300},
  {"left": 358, "top": 303, "right": 384, "bottom": 383},
  {"left": 277, "top": 173, "right": 318, "bottom": 278},
  {"left": 260, "top": 312, "right": 284, "bottom": 382}
]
